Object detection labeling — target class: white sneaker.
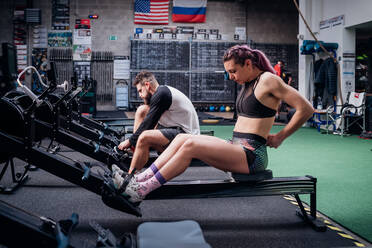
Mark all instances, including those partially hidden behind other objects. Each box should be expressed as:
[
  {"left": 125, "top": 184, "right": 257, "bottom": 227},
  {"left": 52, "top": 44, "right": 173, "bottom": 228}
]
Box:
[
  {"left": 124, "top": 178, "right": 145, "bottom": 203},
  {"left": 111, "top": 164, "right": 125, "bottom": 176},
  {"left": 112, "top": 171, "right": 124, "bottom": 189},
  {"left": 112, "top": 164, "right": 145, "bottom": 179},
  {"left": 112, "top": 172, "right": 145, "bottom": 203}
]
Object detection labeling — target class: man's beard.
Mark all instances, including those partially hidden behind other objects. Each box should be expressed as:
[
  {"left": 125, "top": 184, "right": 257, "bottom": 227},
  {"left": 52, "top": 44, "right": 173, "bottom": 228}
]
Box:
[{"left": 143, "top": 93, "right": 152, "bottom": 105}]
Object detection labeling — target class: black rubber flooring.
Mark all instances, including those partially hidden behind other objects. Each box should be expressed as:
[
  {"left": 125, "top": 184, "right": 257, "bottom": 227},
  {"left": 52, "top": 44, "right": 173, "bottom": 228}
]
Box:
[{"left": 0, "top": 153, "right": 361, "bottom": 248}]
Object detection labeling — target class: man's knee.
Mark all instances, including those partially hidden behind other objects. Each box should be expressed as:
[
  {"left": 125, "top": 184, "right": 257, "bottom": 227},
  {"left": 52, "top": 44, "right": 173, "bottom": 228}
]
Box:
[
  {"left": 135, "top": 105, "right": 150, "bottom": 119},
  {"left": 137, "top": 130, "right": 163, "bottom": 147}
]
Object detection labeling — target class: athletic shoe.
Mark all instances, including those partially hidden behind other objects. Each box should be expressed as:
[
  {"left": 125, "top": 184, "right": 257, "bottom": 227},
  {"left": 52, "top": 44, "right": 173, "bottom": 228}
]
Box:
[
  {"left": 112, "top": 164, "right": 148, "bottom": 181},
  {"left": 124, "top": 178, "right": 145, "bottom": 203},
  {"left": 111, "top": 164, "right": 126, "bottom": 176},
  {"left": 112, "top": 171, "right": 145, "bottom": 203},
  {"left": 112, "top": 171, "right": 124, "bottom": 189}
]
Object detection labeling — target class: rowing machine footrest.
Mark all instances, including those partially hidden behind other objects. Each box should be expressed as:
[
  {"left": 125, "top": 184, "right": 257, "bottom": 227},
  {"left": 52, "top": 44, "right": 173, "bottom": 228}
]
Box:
[
  {"left": 112, "top": 146, "right": 129, "bottom": 161},
  {"left": 90, "top": 220, "right": 120, "bottom": 247},
  {"left": 55, "top": 213, "right": 79, "bottom": 248},
  {"left": 101, "top": 174, "right": 142, "bottom": 217},
  {"left": 232, "top": 169, "right": 273, "bottom": 182}
]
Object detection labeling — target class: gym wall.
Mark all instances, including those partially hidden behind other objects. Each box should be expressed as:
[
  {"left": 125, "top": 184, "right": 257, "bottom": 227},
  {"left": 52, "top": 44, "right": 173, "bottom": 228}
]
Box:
[
  {"left": 0, "top": 0, "right": 298, "bottom": 110},
  {"left": 0, "top": 0, "right": 298, "bottom": 55}
]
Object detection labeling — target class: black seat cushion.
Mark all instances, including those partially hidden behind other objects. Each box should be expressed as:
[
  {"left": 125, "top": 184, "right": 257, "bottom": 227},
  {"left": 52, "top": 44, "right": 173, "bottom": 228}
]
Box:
[{"left": 232, "top": 170, "right": 273, "bottom": 182}]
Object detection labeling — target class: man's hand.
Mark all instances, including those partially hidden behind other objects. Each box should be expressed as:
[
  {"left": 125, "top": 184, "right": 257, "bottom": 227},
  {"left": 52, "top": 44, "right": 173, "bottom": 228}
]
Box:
[
  {"left": 118, "top": 139, "right": 131, "bottom": 150},
  {"left": 266, "top": 133, "right": 284, "bottom": 149}
]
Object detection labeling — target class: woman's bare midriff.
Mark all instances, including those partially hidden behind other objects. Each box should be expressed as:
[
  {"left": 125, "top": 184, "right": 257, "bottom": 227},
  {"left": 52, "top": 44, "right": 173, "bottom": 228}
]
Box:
[{"left": 233, "top": 115, "right": 275, "bottom": 139}]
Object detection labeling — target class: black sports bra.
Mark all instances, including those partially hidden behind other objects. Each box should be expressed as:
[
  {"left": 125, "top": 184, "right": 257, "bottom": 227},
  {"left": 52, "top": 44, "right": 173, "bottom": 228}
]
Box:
[{"left": 236, "top": 72, "right": 277, "bottom": 118}]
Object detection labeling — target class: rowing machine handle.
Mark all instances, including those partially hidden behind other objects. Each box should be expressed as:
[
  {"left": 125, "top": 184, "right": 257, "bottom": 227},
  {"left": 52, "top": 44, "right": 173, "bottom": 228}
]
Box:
[
  {"left": 82, "top": 163, "right": 91, "bottom": 181},
  {"left": 103, "top": 122, "right": 108, "bottom": 130},
  {"left": 89, "top": 141, "right": 100, "bottom": 153},
  {"left": 97, "top": 130, "right": 104, "bottom": 140}
]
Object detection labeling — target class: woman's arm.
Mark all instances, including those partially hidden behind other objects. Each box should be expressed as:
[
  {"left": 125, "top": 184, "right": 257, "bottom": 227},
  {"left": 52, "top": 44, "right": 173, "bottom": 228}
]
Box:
[{"left": 265, "top": 75, "right": 314, "bottom": 148}]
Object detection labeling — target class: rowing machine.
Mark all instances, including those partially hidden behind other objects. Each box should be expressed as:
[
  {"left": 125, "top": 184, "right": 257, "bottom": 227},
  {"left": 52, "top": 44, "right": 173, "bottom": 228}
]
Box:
[
  {"left": 0, "top": 95, "right": 131, "bottom": 170},
  {"left": 103, "top": 169, "right": 326, "bottom": 232},
  {"left": 0, "top": 199, "right": 211, "bottom": 248}
]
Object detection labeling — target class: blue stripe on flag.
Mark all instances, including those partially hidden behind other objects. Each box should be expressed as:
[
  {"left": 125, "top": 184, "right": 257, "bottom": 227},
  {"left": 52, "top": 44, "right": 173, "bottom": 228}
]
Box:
[{"left": 172, "top": 6, "right": 206, "bottom": 15}]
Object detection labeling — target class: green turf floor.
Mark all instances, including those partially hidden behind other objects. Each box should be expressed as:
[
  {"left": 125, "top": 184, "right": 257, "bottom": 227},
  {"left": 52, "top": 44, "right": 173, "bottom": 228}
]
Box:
[{"left": 200, "top": 125, "right": 372, "bottom": 242}]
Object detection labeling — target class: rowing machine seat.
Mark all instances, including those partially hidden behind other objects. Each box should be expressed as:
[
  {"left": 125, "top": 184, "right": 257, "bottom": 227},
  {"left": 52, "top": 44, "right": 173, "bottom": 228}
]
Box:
[
  {"left": 231, "top": 169, "right": 273, "bottom": 182},
  {"left": 137, "top": 220, "right": 211, "bottom": 248}
]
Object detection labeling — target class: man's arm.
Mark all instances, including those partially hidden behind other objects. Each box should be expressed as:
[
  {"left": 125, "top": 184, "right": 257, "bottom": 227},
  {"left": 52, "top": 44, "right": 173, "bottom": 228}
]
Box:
[{"left": 128, "top": 86, "right": 172, "bottom": 147}]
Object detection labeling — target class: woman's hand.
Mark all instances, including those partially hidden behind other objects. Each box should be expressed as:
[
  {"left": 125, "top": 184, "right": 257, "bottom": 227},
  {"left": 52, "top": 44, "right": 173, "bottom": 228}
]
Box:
[{"left": 266, "top": 133, "right": 284, "bottom": 148}]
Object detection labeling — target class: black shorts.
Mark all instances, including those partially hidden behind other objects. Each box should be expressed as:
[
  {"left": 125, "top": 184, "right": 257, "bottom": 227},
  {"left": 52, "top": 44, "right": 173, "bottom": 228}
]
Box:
[
  {"left": 157, "top": 124, "right": 185, "bottom": 143},
  {"left": 232, "top": 132, "right": 268, "bottom": 174}
]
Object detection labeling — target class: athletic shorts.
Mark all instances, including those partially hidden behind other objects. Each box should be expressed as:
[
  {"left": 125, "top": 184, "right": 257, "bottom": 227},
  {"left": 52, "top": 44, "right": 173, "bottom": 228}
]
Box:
[
  {"left": 232, "top": 132, "right": 268, "bottom": 174},
  {"left": 157, "top": 124, "right": 185, "bottom": 143}
]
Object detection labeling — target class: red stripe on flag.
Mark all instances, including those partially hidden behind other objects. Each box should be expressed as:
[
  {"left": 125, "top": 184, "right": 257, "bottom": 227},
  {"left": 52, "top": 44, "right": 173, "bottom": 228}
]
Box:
[
  {"left": 172, "top": 14, "right": 206, "bottom": 23},
  {"left": 134, "top": 21, "right": 169, "bottom": 24},
  {"left": 135, "top": 13, "right": 168, "bottom": 17},
  {"left": 135, "top": 17, "right": 169, "bottom": 20}
]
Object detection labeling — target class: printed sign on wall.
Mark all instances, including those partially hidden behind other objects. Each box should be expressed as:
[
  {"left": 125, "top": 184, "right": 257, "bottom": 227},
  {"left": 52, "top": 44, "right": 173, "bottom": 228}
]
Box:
[
  {"left": 73, "top": 19, "right": 91, "bottom": 61},
  {"left": 73, "top": 44, "right": 92, "bottom": 61}
]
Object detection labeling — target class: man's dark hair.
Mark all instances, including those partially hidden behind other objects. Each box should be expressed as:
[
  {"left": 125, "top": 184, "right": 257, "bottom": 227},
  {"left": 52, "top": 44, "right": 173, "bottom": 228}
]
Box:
[{"left": 133, "top": 71, "right": 158, "bottom": 87}]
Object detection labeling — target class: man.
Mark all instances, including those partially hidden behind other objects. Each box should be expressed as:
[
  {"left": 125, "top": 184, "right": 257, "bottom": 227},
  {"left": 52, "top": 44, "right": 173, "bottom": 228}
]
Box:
[
  {"left": 275, "top": 60, "right": 293, "bottom": 87},
  {"left": 117, "top": 71, "right": 200, "bottom": 174},
  {"left": 274, "top": 61, "right": 293, "bottom": 116},
  {"left": 273, "top": 60, "right": 283, "bottom": 77}
]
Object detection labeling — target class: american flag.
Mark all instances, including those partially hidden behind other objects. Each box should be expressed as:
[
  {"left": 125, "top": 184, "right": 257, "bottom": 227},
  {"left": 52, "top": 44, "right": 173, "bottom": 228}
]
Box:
[{"left": 134, "top": 0, "right": 169, "bottom": 25}]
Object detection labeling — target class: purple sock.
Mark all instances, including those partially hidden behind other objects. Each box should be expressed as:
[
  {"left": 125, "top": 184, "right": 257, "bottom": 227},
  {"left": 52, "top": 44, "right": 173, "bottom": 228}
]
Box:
[
  {"left": 135, "top": 163, "right": 158, "bottom": 182},
  {"left": 138, "top": 171, "right": 167, "bottom": 196},
  {"left": 154, "top": 171, "right": 167, "bottom": 185},
  {"left": 150, "top": 163, "right": 159, "bottom": 174}
]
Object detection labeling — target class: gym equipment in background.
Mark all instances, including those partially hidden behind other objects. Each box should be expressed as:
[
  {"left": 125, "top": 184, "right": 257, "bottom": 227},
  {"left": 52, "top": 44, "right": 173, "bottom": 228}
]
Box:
[{"left": 0, "top": 199, "right": 211, "bottom": 248}]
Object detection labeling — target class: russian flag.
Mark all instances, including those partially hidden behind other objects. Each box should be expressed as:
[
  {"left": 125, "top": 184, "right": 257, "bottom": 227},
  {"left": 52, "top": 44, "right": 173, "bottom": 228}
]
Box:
[{"left": 172, "top": 0, "right": 207, "bottom": 23}]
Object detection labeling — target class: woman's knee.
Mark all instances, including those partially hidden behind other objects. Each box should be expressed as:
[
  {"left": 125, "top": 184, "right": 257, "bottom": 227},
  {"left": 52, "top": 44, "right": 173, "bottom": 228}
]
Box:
[
  {"left": 171, "top": 133, "right": 191, "bottom": 144},
  {"left": 179, "top": 136, "right": 199, "bottom": 154},
  {"left": 174, "top": 133, "right": 192, "bottom": 140}
]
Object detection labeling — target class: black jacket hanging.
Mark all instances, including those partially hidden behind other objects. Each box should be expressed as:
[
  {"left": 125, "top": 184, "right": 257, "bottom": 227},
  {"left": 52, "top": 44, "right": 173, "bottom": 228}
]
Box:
[{"left": 314, "top": 57, "right": 338, "bottom": 96}]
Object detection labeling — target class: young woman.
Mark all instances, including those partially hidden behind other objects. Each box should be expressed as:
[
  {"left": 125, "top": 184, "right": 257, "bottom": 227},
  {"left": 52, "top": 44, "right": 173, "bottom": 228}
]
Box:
[{"left": 113, "top": 44, "right": 314, "bottom": 203}]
